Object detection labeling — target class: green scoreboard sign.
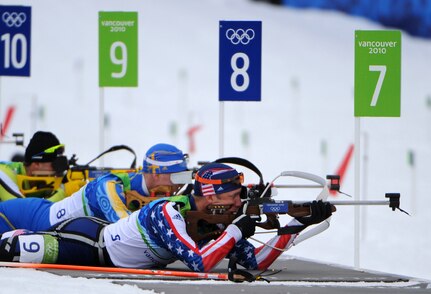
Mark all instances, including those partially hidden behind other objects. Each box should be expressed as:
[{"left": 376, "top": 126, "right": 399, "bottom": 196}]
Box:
[
  {"left": 354, "top": 30, "right": 401, "bottom": 117},
  {"left": 99, "top": 12, "right": 138, "bottom": 87}
]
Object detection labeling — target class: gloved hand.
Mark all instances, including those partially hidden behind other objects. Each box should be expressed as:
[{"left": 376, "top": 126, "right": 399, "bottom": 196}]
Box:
[
  {"left": 296, "top": 200, "right": 332, "bottom": 227},
  {"left": 231, "top": 202, "right": 256, "bottom": 239}
]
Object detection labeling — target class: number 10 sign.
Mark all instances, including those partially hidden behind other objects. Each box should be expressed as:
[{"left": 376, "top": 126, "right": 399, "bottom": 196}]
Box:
[
  {"left": 99, "top": 12, "right": 138, "bottom": 87},
  {"left": 354, "top": 30, "right": 401, "bottom": 117},
  {"left": 0, "top": 5, "right": 31, "bottom": 77},
  {"left": 219, "top": 21, "right": 261, "bottom": 101}
]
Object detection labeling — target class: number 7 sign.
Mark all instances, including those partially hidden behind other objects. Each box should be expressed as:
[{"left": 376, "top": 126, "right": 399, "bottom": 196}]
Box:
[
  {"left": 99, "top": 12, "right": 138, "bottom": 87},
  {"left": 354, "top": 30, "right": 401, "bottom": 117}
]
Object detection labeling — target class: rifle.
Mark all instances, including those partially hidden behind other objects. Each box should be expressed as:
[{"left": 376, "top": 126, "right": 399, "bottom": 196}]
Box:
[
  {"left": 3, "top": 136, "right": 138, "bottom": 200},
  {"left": 62, "top": 145, "right": 139, "bottom": 196},
  {"left": 186, "top": 192, "right": 402, "bottom": 242},
  {"left": 185, "top": 158, "right": 406, "bottom": 243}
]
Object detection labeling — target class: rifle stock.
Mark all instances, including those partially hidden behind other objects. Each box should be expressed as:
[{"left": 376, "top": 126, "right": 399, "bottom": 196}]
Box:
[
  {"left": 63, "top": 144, "right": 138, "bottom": 196},
  {"left": 185, "top": 200, "right": 337, "bottom": 242},
  {"left": 63, "top": 167, "right": 137, "bottom": 196},
  {"left": 125, "top": 191, "right": 164, "bottom": 211}
]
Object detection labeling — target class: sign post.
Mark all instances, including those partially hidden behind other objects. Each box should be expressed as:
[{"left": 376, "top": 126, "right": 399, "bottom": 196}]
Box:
[
  {"left": 354, "top": 30, "right": 401, "bottom": 268},
  {"left": 98, "top": 12, "right": 138, "bottom": 157},
  {"left": 218, "top": 21, "right": 261, "bottom": 156}
]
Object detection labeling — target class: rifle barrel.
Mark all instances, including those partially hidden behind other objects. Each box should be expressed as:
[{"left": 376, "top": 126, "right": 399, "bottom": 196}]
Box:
[
  {"left": 323, "top": 200, "right": 389, "bottom": 206},
  {"left": 273, "top": 184, "right": 323, "bottom": 189}
]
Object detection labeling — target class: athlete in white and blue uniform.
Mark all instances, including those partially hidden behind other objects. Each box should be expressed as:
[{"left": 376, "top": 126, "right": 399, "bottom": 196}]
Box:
[
  {"left": 0, "top": 163, "right": 332, "bottom": 272},
  {"left": 0, "top": 143, "right": 190, "bottom": 234}
]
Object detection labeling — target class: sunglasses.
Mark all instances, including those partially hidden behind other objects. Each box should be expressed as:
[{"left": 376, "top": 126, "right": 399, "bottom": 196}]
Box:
[
  {"left": 194, "top": 172, "right": 244, "bottom": 185},
  {"left": 31, "top": 144, "right": 69, "bottom": 176},
  {"left": 31, "top": 144, "right": 65, "bottom": 160}
]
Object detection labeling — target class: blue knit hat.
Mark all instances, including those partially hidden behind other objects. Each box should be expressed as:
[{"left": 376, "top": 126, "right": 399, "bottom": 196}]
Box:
[
  {"left": 142, "top": 143, "right": 188, "bottom": 174},
  {"left": 194, "top": 162, "right": 243, "bottom": 197}
]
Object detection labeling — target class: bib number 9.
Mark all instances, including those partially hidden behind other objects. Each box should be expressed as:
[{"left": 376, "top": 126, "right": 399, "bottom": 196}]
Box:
[{"left": 23, "top": 241, "right": 40, "bottom": 253}]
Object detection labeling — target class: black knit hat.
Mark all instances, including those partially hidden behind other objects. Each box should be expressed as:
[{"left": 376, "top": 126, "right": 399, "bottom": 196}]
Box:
[{"left": 24, "top": 131, "right": 63, "bottom": 163}]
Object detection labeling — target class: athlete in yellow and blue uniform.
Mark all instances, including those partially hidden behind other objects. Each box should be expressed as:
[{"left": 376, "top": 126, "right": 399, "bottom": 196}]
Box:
[
  {"left": 0, "top": 131, "right": 68, "bottom": 203},
  {"left": 0, "top": 143, "right": 190, "bottom": 233}
]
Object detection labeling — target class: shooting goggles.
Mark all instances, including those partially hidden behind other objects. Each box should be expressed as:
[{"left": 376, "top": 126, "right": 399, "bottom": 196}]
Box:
[
  {"left": 31, "top": 144, "right": 65, "bottom": 161},
  {"left": 169, "top": 170, "right": 193, "bottom": 184},
  {"left": 194, "top": 172, "right": 244, "bottom": 185},
  {"left": 31, "top": 144, "right": 69, "bottom": 176}
]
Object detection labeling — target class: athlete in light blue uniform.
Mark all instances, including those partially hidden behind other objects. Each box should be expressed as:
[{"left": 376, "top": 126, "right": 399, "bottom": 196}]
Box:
[{"left": 0, "top": 143, "right": 191, "bottom": 233}]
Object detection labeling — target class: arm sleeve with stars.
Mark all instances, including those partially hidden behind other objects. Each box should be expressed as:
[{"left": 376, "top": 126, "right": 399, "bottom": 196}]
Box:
[
  {"left": 228, "top": 220, "right": 300, "bottom": 271},
  {"left": 147, "top": 201, "right": 243, "bottom": 272}
]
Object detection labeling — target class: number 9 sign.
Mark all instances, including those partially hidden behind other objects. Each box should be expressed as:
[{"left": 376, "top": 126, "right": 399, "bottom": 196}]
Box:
[
  {"left": 99, "top": 12, "right": 138, "bottom": 87},
  {"left": 219, "top": 21, "right": 261, "bottom": 101},
  {"left": 0, "top": 5, "right": 31, "bottom": 77}
]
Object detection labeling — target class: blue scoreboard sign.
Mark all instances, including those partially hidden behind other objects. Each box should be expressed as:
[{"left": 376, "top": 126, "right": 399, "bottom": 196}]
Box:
[
  {"left": 0, "top": 6, "right": 31, "bottom": 76},
  {"left": 219, "top": 21, "right": 261, "bottom": 101}
]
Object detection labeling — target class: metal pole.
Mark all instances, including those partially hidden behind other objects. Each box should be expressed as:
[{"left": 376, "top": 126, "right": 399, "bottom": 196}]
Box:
[
  {"left": 362, "top": 132, "right": 368, "bottom": 240},
  {"left": 410, "top": 150, "right": 416, "bottom": 214},
  {"left": 0, "top": 77, "right": 2, "bottom": 156},
  {"left": 99, "top": 87, "right": 105, "bottom": 166},
  {"left": 219, "top": 102, "right": 224, "bottom": 157},
  {"left": 354, "top": 117, "right": 361, "bottom": 268}
]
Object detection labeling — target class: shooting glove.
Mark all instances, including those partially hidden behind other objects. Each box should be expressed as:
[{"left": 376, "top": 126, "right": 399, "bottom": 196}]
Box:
[
  {"left": 296, "top": 200, "right": 332, "bottom": 227},
  {"left": 231, "top": 202, "right": 256, "bottom": 239}
]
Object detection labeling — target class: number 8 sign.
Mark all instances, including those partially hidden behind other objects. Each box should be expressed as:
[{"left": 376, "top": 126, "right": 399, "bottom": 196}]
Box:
[
  {"left": 219, "top": 21, "right": 261, "bottom": 101},
  {"left": 99, "top": 12, "right": 138, "bottom": 87}
]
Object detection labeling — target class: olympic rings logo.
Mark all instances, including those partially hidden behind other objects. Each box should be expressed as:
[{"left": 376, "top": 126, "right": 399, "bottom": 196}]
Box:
[
  {"left": 226, "top": 28, "right": 255, "bottom": 45},
  {"left": 2, "top": 12, "right": 27, "bottom": 28},
  {"left": 269, "top": 206, "right": 281, "bottom": 212}
]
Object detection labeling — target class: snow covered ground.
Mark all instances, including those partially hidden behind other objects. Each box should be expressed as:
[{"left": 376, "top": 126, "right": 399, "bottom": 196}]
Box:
[
  {"left": 0, "top": 267, "right": 152, "bottom": 294},
  {"left": 0, "top": 0, "right": 430, "bottom": 291}
]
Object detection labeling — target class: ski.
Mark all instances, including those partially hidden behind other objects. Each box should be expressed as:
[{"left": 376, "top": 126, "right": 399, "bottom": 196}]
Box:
[{"left": 0, "top": 261, "right": 232, "bottom": 280}]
